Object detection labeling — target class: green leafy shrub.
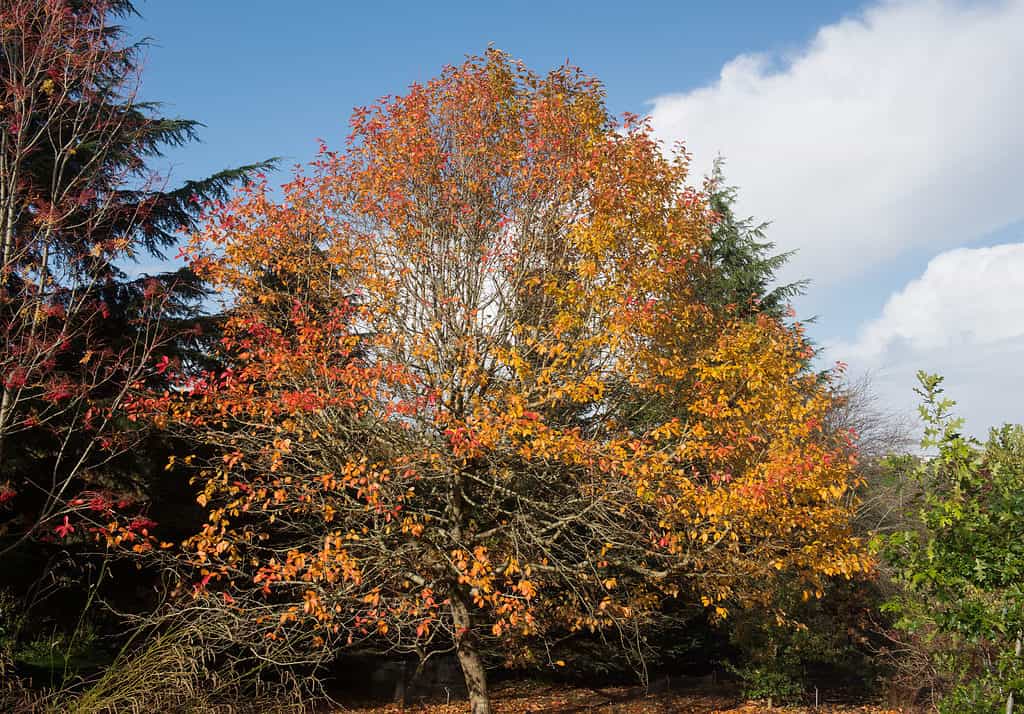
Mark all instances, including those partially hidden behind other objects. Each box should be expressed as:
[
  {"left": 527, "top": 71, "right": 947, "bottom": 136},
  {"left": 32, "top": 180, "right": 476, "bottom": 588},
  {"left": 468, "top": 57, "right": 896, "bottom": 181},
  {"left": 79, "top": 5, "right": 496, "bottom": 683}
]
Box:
[{"left": 876, "top": 372, "right": 1024, "bottom": 710}]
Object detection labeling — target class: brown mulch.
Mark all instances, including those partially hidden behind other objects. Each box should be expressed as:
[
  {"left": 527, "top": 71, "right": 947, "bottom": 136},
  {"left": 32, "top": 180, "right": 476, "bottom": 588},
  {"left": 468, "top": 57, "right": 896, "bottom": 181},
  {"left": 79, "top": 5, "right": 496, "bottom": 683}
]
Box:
[{"left": 336, "top": 681, "right": 907, "bottom": 713}]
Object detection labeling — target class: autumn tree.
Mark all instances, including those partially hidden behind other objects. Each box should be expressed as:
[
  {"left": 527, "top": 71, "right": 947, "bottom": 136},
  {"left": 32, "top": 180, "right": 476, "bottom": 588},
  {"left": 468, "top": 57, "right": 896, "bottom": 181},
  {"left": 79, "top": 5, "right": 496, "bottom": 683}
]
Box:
[
  {"left": 155, "top": 51, "right": 867, "bottom": 713},
  {"left": 0, "top": 0, "right": 272, "bottom": 654}
]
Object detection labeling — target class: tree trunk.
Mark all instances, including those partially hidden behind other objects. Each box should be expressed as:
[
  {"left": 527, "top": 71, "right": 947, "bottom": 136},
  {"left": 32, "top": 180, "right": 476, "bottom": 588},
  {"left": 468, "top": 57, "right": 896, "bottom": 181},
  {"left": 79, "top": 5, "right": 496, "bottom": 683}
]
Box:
[
  {"left": 449, "top": 590, "right": 492, "bottom": 714},
  {"left": 1007, "top": 632, "right": 1022, "bottom": 714},
  {"left": 393, "top": 659, "right": 407, "bottom": 709}
]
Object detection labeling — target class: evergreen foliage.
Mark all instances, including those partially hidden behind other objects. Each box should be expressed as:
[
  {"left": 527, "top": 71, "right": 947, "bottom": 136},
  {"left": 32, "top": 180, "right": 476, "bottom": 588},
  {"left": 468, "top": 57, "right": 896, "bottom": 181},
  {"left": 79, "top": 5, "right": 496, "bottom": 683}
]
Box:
[
  {"left": 0, "top": 0, "right": 274, "bottom": 681},
  {"left": 697, "top": 159, "right": 807, "bottom": 319}
]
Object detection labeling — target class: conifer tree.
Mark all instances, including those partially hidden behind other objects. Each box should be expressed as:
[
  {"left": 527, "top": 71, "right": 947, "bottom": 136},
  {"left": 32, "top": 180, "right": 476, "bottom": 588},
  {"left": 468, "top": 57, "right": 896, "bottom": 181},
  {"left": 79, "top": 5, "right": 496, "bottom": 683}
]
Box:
[{"left": 697, "top": 158, "right": 807, "bottom": 319}]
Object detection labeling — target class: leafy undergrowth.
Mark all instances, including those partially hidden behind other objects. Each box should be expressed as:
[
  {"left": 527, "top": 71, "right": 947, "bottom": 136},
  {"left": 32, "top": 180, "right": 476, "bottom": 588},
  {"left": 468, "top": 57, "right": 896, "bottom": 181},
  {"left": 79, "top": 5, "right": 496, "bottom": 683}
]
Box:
[{"left": 339, "top": 681, "right": 907, "bottom": 713}]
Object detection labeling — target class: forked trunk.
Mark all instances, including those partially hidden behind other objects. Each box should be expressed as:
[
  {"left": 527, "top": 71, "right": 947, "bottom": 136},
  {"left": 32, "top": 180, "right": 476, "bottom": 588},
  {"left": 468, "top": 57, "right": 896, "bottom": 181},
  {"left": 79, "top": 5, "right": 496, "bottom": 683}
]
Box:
[{"left": 449, "top": 590, "right": 492, "bottom": 714}]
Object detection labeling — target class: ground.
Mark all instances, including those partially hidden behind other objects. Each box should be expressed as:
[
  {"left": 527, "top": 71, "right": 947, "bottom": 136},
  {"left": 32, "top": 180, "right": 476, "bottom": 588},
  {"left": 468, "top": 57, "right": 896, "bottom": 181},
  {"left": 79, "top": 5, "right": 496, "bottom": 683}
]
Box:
[{"left": 339, "top": 681, "right": 908, "bottom": 713}]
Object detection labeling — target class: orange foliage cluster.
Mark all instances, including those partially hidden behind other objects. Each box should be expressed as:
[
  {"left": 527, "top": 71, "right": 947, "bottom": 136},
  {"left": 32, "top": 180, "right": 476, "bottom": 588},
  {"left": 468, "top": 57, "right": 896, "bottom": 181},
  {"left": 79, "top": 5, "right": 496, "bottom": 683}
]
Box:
[{"left": 139, "top": 51, "right": 868, "bottom": 675}]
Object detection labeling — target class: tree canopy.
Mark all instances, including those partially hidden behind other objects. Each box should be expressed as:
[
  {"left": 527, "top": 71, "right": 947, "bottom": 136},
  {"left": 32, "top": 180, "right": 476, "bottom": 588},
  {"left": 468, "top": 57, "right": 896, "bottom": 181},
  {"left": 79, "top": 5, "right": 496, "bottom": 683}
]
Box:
[{"left": 143, "top": 50, "right": 868, "bottom": 713}]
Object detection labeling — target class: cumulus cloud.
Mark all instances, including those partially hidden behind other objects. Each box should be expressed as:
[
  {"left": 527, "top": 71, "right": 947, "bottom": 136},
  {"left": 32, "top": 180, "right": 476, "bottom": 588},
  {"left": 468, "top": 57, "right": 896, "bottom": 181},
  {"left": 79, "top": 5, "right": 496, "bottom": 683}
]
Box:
[
  {"left": 648, "top": 0, "right": 1024, "bottom": 286},
  {"left": 830, "top": 243, "right": 1024, "bottom": 431},
  {"left": 840, "top": 243, "right": 1024, "bottom": 361}
]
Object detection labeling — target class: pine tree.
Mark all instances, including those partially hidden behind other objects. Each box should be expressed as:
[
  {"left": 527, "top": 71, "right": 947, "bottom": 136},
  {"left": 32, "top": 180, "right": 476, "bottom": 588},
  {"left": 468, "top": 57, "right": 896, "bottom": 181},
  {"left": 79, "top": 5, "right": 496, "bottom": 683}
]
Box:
[{"left": 697, "top": 158, "right": 807, "bottom": 319}]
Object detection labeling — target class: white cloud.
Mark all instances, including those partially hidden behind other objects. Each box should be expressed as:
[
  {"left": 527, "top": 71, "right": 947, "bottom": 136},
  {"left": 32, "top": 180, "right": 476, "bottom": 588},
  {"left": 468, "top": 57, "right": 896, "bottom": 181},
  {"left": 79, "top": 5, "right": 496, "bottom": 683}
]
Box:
[
  {"left": 841, "top": 243, "right": 1024, "bottom": 360},
  {"left": 831, "top": 243, "right": 1024, "bottom": 430},
  {"left": 648, "top": 0, "right": 1024, "bottom": 286}
]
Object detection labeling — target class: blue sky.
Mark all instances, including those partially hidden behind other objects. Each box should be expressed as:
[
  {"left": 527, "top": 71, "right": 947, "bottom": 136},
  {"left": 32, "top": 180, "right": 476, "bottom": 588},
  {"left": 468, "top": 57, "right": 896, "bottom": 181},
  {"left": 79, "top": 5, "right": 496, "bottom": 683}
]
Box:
[
  {"left": 126, "top": 0, "right": 1024, "bottom": 432},
  {"left": 126, "top": 1, "right": 855, "bottom": 188}
]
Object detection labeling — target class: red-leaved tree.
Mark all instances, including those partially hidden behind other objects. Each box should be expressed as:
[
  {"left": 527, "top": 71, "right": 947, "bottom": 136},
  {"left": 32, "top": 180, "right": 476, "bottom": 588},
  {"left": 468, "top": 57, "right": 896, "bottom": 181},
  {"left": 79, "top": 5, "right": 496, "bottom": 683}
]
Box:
[{"left": 0, "top": 0, "right": 270, "bottom": 562}]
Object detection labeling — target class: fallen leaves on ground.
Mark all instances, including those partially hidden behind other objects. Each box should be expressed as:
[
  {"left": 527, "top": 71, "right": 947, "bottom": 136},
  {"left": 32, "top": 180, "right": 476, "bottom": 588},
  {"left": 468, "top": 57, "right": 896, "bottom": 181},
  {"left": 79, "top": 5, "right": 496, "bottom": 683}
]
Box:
[{"left": 337, "top": 681, "right": 907, "bottom": 713}]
